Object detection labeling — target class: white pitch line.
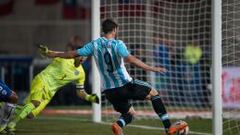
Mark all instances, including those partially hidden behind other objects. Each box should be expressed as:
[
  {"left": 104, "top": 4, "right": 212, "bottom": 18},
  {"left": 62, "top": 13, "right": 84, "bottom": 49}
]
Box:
[
  {"left": 101, "top": 122, "right": 211, "bottom": 135},
  {"left": 37, "top": 116, "right": 211, "bottom": 135}
]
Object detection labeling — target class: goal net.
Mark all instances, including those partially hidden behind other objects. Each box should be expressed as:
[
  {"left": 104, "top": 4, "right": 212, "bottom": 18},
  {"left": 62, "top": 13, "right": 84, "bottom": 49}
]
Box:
[
  {"left": 100, "top": 0, "right": 212, "bottom": 129},
  {"left": 222, "top": 0, "right": 240, "bottom": 134}
]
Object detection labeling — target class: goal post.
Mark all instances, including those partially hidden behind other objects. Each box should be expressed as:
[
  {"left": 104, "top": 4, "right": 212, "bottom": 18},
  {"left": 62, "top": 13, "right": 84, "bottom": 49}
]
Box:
[
  {"left": 91, "top": 0, "right": 101, "bottom": 123},
  {"left": 212, "top": 0, "right": 222, "bottom": 135},
  {"left": 212, "top": 0, "right": 223, "bottom": 135}
]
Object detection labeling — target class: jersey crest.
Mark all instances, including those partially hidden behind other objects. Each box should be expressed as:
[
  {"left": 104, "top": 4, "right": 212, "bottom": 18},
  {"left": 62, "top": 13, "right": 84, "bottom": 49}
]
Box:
[{"left": 74, "top": 70, "right": 80, "bottom": 75}]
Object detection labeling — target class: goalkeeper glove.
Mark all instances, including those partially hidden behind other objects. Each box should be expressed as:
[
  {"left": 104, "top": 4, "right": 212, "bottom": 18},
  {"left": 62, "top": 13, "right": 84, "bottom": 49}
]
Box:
[
  {"left": 38, "top": 45, "right": 49, "bottom": 56},
  {"left": 86, "top": 94, "right": 100, "bottom": 104}
]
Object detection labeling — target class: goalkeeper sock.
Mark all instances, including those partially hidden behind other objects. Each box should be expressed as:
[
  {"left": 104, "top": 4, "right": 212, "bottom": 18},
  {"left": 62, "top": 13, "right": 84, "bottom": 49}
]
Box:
[
  {"left": 116, "top": 113, "right": 133, "bottom": 128},
  {"left": 14, "top": 102, "right": 35, "bottom": 123},
  {"left": 15, "top": 105, "right": 24, "bottom": 115},
  {"left": 151, "top": 95, "right": 171, "bottom": 130},
  {"left": 1, "top": 103, "right": 16, "bottom": 125}
]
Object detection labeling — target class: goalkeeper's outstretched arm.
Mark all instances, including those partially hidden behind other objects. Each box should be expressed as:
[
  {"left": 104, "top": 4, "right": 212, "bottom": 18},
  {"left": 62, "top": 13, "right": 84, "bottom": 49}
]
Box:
[
  {"left": 47, "top": 50, "right": 78, "bottom": 58},
  {"left": 39, "top": 45, "right": 78, "bottom": 58},
  {"left": 76, "top": 88, "right": 100, "bottom": 104}
]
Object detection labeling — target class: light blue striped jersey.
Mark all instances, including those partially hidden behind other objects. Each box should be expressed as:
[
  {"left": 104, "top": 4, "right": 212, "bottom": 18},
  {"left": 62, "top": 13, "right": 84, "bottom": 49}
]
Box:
[{"left": 77, "top": 37, "right": 132, "bottom": 90}]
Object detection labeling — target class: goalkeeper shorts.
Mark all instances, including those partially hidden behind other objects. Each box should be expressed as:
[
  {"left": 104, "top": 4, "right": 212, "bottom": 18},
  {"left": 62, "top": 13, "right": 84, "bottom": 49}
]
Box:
[{"left": 25, "top": 75, "right": 53, "bottom": 117}]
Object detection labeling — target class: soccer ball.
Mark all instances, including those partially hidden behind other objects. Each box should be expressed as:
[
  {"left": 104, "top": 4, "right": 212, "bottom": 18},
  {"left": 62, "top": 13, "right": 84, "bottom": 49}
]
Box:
[
  {"left": 177, "top": 125, "right": 189, "bottom": 135},
  {"left": 174, "top": 120, "right": 189, "bottom": 135}
]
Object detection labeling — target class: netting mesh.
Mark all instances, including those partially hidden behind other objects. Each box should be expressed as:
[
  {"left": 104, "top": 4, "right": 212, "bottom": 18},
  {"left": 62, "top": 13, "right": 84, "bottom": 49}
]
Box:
[
  {"left": 100, "top": 0, "right": 212, "bottom": 127},
  {"left": 222, "top": 0, "right": 240, "bottom": 134}
]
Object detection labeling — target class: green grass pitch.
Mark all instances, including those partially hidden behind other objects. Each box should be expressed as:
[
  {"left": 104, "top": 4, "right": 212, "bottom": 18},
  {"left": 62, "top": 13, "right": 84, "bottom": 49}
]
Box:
[
  {"left": 16, "top": 116, "right": 163, "bottom": 135},
  {"left": 14, "top": 115, "right": 212, "bottom": 135}
]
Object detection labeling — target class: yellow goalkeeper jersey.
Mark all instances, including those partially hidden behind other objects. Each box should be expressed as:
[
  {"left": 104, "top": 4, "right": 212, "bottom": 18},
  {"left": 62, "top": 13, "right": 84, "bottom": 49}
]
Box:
[{"left": 37, "top": 57, "right": 85, "bottom": 93}]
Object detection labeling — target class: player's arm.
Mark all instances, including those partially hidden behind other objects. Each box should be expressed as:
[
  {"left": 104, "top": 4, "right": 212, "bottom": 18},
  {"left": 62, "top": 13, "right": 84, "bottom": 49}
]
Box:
[
  {"left": 125, "top": 55, "right": 166, "bottom": 73},
  {"left": 117, "top": 41, "right": 166, "bottom": 73},
  {"left": 39, "top": 45, "right": 77, "bottom": 58},
  {"left": 76, "top": 86, "right": 99, "bottom": 104},
  {"left": 75, "top": 70, "right": 99, "bottom": 104},
  {"left": 48, "top": 51, "right": 78, "bottom": 58},
  {"left": 39, "top": 42, "right": 94, "bottom": 58},
  {"left": 46, "top": 50, "right": 78, "bottom": 58}
]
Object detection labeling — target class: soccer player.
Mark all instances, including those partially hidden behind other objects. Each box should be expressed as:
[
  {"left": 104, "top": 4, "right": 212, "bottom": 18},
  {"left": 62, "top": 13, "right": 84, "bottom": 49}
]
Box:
[
  {"left": 6, "top": 36, "right": 99, "bottom": 132},
  {"left": 0, "top": 80, "right": 18, "bottom": 133},
  {"left": 41, "top": 19, "right": 187, "bottom": 135}
]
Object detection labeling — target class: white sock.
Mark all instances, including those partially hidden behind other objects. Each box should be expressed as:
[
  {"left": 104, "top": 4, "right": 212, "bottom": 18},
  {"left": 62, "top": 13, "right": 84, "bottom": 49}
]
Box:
[{"left": 1, "top": 103, "right": 16, "bottom": 125}]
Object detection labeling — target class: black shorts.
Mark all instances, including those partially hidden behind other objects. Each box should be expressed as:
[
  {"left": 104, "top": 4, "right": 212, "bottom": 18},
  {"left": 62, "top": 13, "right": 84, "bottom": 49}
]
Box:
[{"left": 104, "top": 79, "right": 152, "bottom": 114}]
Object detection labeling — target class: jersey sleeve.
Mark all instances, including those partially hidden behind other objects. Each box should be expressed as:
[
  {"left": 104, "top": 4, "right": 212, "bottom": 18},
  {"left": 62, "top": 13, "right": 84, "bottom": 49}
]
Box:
[
  {"left": 75, "top": 69, "right": 85, "bottom": 90},
  {"left": 77, "top": 41, "right": 94, "bottom": 56},
  {"left": 117, "top": 40, "right": 130, "bottom": 57}
]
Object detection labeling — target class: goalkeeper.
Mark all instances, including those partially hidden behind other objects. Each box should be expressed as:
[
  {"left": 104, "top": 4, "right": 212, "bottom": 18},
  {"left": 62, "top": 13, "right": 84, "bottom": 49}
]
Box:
[{"left": 6, "top": 36, "right": 99, "bottom": 132}]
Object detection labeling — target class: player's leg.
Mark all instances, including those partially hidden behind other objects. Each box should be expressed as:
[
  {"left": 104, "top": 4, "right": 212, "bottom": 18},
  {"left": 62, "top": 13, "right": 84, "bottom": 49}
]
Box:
[
  {"left": 27, "top": 99, "right": 50, "bottom": 119},
  {"left": 129, "top": 79, "right": 173, "bottom": 134},
  {"left": 7, "top": 96, "right": 41, "bottom": 132},
  {"left": 7, "top": 76, "right": 44, "bottom": 131},
  {"left": 7, "top": 99, "right": 43, "bottom": 132},
  {"left": 142, "top": 81, "right": 187, "bottom": 135},
  {"left": 0, "top": 82, "right": 18, "bottom": 132},
  {"left": 114, "top": 107, "right": 135, "bottom": 126},
  {"left": 104, "top": 85, "right": 134, "bottom": 135},
  {"left": 146, "top": 89, "right": 173, "bottom": 133},
  {"left": 16, "top": 99, "right": 40, "bottom": 121},
  {"left": 112, "top": 107, "right": 135, "bottom": 135}
]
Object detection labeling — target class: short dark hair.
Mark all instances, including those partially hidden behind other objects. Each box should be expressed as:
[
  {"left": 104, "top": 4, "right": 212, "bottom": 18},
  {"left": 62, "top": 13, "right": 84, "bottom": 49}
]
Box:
[
  {"left": 102, "top": 19, "right": 118, "bottom": 34},
  {"left": 66, "top": 35, "right": 83, "bottom": 50}
]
